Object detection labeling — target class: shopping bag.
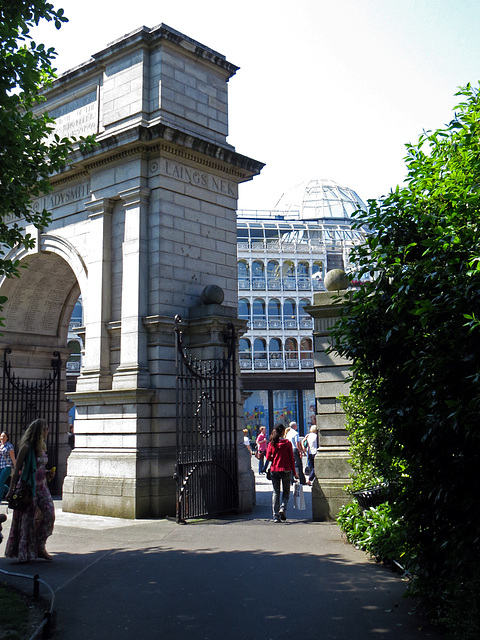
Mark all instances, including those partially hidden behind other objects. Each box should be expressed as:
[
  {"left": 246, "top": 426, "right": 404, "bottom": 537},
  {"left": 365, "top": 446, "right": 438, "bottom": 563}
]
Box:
[{"left": 293, "top": 483, "right": 306, "bottom": 510}]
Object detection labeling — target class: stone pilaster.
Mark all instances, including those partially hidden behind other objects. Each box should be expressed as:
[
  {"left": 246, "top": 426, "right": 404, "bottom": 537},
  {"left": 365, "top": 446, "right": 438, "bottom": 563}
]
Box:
[
  {"left": 76, "top": 198, "right": 114, "bottom": 391},
  {"left": 113, "top": 187, "right": 151, "bottom": 390}
]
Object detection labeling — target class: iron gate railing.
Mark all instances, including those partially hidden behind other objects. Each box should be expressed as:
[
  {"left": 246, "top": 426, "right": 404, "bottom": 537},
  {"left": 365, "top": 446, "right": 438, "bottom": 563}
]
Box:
[
  {"left": 1, "top": 348, "right": 61, "bottom": 491},
  {"left": 174, "top": 315, "right": 238, "bottom": 523}
]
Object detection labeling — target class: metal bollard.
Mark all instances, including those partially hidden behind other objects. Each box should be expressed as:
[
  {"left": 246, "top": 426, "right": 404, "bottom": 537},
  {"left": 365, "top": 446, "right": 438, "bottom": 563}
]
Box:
[{"left": 33, "top": 574, "right": 40, "bottom": 601}]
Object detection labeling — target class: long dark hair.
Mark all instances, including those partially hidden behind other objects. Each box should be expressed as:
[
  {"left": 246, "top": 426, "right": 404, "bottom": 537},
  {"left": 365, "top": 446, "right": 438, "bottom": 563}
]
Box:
[
  {"left": 269, "top": 424, "right": 285, "bottom": 444},
  {"left": 20, "top": 418, "right": 47, "bottom": 457}
]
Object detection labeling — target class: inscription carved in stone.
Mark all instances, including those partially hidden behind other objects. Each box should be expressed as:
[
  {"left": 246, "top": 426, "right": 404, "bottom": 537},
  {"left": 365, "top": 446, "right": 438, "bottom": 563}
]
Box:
[
  {"left": 48, "top": 89, "right": 98, "bottom": 140},
  {"left": 161, "top": 159, "right": 236, "bottom": 197}
]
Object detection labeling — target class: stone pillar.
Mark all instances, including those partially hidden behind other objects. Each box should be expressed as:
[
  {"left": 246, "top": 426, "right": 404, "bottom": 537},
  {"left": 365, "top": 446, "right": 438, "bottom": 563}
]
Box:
[
  {"left": 77, "top": 198, "right": 113, "bottom": 391},
  {"left": 185, "top": 300, "right": 254, "bottom": 515},
  {"left": 113, "top": 187, "right": 151, "bottom": 390},
  {"left": 306, "top": 290, "right": 352, "bottom": 520}
]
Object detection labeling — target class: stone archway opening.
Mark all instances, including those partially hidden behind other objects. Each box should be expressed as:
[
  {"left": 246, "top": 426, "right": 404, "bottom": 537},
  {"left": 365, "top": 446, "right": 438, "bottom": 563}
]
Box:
[{"left": 0, "top": 251, "right": 81, "bottom": 490}]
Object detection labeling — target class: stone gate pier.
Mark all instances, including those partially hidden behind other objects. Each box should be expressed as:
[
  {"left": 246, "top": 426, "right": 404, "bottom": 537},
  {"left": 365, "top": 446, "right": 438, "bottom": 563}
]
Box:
[
  {"left": 306, "top": 288, "right": 352, "bottom": 520},
  {"left": 0, "top": 24, "right": 263, "bottom": 518}
]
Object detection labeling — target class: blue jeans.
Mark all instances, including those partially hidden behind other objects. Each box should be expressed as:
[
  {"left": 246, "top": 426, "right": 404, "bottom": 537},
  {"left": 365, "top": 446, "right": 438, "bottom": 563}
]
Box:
[
  {"left": 271, "top": 471, "right": 292, "bottom": 518},
  {"left": 307, "top": 453, "right": 316, "bottom": 482},
  {"left": 258, "top": 451, "right": 267, "bottom": 474}
]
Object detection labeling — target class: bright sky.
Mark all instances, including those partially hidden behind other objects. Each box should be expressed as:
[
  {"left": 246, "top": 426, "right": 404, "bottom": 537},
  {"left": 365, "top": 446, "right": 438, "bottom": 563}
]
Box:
[{"left": 32, "top": 0, "right": 480, "bottom": 209}]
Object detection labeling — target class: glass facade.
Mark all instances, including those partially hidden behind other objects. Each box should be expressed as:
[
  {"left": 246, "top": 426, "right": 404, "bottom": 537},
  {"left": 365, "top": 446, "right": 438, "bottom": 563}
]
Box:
[{"left": 239, "top": 179, "right": 369, "bottom": 439}]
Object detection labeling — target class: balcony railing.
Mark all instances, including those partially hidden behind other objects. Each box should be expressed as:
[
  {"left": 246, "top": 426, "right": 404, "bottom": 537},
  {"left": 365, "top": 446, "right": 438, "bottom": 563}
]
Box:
[
  {"left": 239, "top": 279, "right": 250, "bottom": 289},
  {"left": 252, "top": 319, "right": 267, "bottom": 329},
  {"left": 238, "top": 353, "right": 314, "bottom": 371},
  {"left": 299, "top": 317, "right": 313, "bottom": 329},
  {"left": 300, "top": 358, "right": 314, "bottom": 369},
  {"left": 297, "top": 278, "right": 311, "bottom": 290},
  {"left": 286, "top": 359, "right": 299, "bottom": 369},
  {"left": 268, "top": 319, "right": 282, "bottom": 329},
  {"left": 267, "top": 278, "right": 281, "bottom": 290},
  {"left": 282, "top": 279, "right": 296, "bottom": 291}
]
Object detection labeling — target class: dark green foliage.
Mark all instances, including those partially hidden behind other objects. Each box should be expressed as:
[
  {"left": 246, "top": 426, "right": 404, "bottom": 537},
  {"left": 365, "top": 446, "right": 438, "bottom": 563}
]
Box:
[
  {"left": 337, "top": 502, "right": 409, "bottom": 567},
  {"left": 0, "top": 1, "right": 95, "bottom": 280},
  {"left": 333, "top": 84, "right": 480, "bottom": 639}
]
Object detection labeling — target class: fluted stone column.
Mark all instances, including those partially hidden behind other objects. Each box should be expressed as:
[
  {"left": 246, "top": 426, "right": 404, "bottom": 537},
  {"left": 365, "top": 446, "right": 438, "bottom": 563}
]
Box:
[{"left": 306, "top": 290, "right": 352, "bottom": 520}]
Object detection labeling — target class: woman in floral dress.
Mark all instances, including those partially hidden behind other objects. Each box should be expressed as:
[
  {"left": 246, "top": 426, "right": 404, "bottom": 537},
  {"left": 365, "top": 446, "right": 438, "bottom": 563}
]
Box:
[{"left": 5, "top": 418, "right": 56, "bottom": 562}]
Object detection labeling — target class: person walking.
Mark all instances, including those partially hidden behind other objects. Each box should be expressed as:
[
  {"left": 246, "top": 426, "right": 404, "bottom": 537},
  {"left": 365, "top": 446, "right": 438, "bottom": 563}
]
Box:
[
  {"left": 5, "top": 418, "right": 56, "bottom": 563},
  {"left": 0, "top": 432, "right": 16, "bottom": 498},
  {"left": 243, "top": 429, "right": 252, "bottom": 456},
  {"left": 304, "top": 425, "right": 318, "bottom": 485},
  {"left": 266, "top": 424, "right": 298, "bottom": 522},
  {"left": 286, "top": 421, "right": 307, "bottom": 485},
  {"left": 255, "top": 426, "right": 268, "bottom": 474}
]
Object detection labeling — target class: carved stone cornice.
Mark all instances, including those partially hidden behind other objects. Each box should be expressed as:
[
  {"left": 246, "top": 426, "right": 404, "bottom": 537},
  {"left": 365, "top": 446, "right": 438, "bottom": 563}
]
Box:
[{"left": 48, "top": 122, "right": 264, "bottom": 190}]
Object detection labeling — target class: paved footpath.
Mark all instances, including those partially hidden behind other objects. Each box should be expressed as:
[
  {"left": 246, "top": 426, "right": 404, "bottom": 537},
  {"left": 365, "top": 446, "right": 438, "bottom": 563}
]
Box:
[{"left": 0, "top": 469, "right": 444, "bottom": 640}]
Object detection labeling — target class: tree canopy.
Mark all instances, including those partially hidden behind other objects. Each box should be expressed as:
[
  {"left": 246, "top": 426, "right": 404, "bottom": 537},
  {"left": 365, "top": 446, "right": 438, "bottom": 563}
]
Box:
[
  {"left": 0, "top": 1, "right": 90, "bottom": 279},
  {"left": 333, "top": 84, "right": 480, "bottom": 639}
]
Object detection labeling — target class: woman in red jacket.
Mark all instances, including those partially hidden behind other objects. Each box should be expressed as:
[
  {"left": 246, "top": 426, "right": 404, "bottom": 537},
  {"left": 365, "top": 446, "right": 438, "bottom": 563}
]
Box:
[{"left": 266, "top": 424, "right": 298, "bottom": 522}]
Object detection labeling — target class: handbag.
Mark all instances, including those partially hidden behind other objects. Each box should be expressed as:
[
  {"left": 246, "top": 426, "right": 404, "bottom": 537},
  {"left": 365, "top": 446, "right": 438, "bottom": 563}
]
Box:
[
  {"left": 293, "top": 483, "right": 306, "bottom": 510},
  {"left": 265, "top": 461, "right": 272, "bottom": 481},
  {"left": 8, "top": 483, "right": 33, "bottom": 511}
]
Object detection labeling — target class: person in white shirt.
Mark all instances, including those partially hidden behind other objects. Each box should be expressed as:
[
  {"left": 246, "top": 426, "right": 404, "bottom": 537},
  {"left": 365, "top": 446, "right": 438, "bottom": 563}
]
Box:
[
  {"left": 304, "top": 425, "right": 318, "bottom": 485},
  {"left": 286, "top": 421, "right": 306, "bottom": 485}
]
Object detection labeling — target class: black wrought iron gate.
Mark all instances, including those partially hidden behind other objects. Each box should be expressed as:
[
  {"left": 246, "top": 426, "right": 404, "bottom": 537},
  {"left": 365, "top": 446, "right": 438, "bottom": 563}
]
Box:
[
  {"left": 1, "top": 348, "right": 61, "bottom": 483},
  {"left": 175, "top": 315, "right": 238, "bottom": 523}
]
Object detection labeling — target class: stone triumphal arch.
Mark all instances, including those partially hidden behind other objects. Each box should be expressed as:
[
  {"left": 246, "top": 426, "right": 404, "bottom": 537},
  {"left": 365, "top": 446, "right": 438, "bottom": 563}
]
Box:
[{"left": 0, "top": 24, "right": 263, "bottom": 518}]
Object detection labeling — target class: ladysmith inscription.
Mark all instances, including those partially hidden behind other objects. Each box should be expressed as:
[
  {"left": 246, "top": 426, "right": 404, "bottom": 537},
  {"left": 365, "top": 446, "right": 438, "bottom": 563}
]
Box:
[{"left": 32, "top": 183, "right": 91, "bottom": 216}]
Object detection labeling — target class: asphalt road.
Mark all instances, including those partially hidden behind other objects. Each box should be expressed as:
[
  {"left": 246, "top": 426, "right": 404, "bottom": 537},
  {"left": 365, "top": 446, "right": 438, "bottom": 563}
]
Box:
[{"left": 0, "top": 470, "right": 444, "bottom": 640}]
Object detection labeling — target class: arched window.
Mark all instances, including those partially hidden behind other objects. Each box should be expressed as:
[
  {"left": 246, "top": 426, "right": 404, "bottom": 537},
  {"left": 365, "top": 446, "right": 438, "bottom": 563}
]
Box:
[
  {"left": 285, "top": 338, "right": 298, "bottom": 369},
  {"left": 239, "top": 338, "right": 252, "bottom": 369},
  {"left": 299, "top": 298, "right": 312, "bottom": 328},
  {"left": 297, "top": 261, "right": 310, "bottom": 291},
  {"left": 312, "top": 261, "right": 324, "bottom": 290},
  {"left": 282, "top": 260, "right": 296, "bottom": 290},
  {"left": 268, "top": 298, "right": 282, "bottom": 329},
  {"left": 300, "top": 337, "right": 313, "bottom": 368},
  {"left": 267, "top": 260, "right": 280, "bottom": 290},
  {"left": 300, "top": 337, "right": 312, "bottom": 354},
  {"left": 66, "top": 339, "right": 82, "bottom": 374},
  {"left": 238, "top": 261, "right": 250, "bottom": 290},
  {"left": 297, "top": 261, "right": 309, "bottom": 277},
  {"left": 253, "top": 338, "right": 267, "bottom": 369},
  {"left": 252, "top": 260, "right": 265, "bottom": 290},
  {"left": 238, "top": 298, "right": 250, "bottom": 326},
  {"left": 283, "top": 298, "right": 297, "bottom": 328},
  {"left": 69, "top": 296, "right": 83, "bottom": 330},
  {"left": 252, "top": 298, "right": 266, "bottom": 329},
  {"left": 240, "top": 338, "right": 251, "bottom": 353},
  {"left": 269, "top": 338, "right": 283, "bottom": 368}
]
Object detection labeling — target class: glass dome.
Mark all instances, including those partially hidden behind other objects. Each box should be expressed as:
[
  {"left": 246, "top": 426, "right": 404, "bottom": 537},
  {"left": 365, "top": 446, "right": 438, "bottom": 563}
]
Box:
[{"left": 273, "top": 179, "right": 367, "bottom": 221}]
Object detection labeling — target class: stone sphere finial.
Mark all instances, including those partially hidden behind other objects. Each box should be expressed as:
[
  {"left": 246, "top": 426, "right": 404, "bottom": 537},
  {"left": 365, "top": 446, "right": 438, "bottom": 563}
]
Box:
[
  {"left": 324, "top": 269, "right": 349, "bottom": 292},
  {"left": 201, "top": 284, "right": 224, "bottom": 305}
]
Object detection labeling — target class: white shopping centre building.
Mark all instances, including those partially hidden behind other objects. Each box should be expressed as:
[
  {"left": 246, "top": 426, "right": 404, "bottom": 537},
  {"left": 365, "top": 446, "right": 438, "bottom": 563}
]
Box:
[{"left": 237, "top": 178, "right": 368, "bottom": 442}]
